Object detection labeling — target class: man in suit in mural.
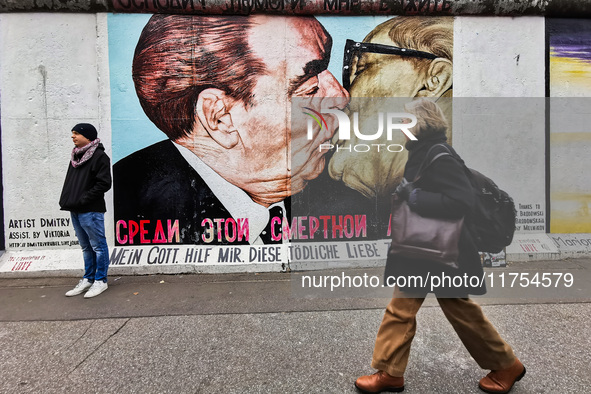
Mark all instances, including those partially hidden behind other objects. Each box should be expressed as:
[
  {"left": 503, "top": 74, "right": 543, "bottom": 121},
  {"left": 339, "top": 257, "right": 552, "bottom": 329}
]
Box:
[
  {"left": 319, "top": 16, "right": 454, "bottom": 236},
  {"left": 114, "top": 15, "right": 350, "bottom": 245},
  {"left": 330, "top": 16, "right": 453, "bottom": 199}
]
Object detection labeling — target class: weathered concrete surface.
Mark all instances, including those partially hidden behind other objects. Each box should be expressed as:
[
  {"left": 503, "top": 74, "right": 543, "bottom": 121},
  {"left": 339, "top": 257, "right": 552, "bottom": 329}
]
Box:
[
  {"left": 0, "top": 0, "right": 108, "bottom": 12},
  {"left": 3, "top": 0, "right": 591, "bottom": 16},
  {"left": 0, "top": 263, "right": 590, "bottom": 393}
]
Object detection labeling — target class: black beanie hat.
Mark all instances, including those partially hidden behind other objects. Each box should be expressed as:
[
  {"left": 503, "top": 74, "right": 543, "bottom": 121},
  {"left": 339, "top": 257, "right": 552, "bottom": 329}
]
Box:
[{"left": 72, "top": 123, "right": 97, "bottom": 141}]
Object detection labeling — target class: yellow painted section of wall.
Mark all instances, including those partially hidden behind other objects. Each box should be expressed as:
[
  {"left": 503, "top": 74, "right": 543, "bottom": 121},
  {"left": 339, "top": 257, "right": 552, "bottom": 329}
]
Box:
[
  {"left": 550, "top": 52, "right": 591, "bottom": 97},
  {"left": 550, "top": 132, "right": 591, "bottom": 143},
  {"left": 551, "top": 192, "right": 591, "bottom": 233},
  {"left": 550, "top": 129, "right": 591, "bottom": 232}
]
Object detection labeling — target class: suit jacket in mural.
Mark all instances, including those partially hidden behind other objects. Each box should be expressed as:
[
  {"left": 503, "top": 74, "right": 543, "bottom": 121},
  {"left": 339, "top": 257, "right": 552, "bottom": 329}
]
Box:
[
  {"left": 113, "top": 139, "right": 249, "bottom": 246},
  {"left": 114, "top": 140, "right": 383, "bottom": 246}
]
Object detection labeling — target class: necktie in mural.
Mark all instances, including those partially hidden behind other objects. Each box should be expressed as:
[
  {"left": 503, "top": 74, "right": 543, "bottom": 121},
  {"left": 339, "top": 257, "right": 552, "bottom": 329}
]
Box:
[{"left": 260, "top": 206, "right": 283, "bottom": 244}]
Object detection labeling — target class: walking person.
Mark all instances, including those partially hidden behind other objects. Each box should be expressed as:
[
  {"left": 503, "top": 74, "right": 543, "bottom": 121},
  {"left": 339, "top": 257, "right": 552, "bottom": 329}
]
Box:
[
  {"left": 60, "top": 123, "right": 112, "bottom": 298},
  {"left": 355, "top": 99, "right": 525, "bottom": 393}
]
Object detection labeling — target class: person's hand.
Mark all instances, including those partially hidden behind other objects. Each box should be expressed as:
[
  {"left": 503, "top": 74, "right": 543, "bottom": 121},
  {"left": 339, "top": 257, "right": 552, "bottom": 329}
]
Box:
[{"left": 394, "top": 179, "right": 415, "bottom": 201}]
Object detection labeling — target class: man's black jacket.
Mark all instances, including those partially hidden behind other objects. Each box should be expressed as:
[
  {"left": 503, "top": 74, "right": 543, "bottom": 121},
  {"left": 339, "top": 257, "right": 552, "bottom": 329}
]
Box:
[{"left": 60, "top": 143, "right": 112, "bottom": 213}]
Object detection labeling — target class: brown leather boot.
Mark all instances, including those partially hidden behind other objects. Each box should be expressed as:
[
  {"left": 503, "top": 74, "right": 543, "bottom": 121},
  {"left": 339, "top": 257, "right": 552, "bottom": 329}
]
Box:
[
  {"left": 479, "top": 358, "right": 526, "bottom": 394},
  {"left": 355, "top": 371, "right": 404, "bottom": 393}
]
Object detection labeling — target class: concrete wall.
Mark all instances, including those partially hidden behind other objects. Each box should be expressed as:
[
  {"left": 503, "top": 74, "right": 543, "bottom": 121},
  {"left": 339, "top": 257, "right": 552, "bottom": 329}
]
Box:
[{"left": 0, "top": 13, "right": 590, "bottom": 275}]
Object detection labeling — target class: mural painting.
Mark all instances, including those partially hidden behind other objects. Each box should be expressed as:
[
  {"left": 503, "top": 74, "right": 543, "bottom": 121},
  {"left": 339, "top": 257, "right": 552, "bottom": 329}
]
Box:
[
  {"left": 108, "top": 14, "right": 454, "bottom": 266},
  {"left": 110, "top": 15, "right": 453, "bottom": 262},
  {"left": 548, "top": 19, "right": 591, "bottom": 233}
]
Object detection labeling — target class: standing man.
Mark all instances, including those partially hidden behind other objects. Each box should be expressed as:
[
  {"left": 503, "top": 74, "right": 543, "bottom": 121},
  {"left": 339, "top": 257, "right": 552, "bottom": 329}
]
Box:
[{"left": 60, "top": 123, "right": 112, "bottom": 298}]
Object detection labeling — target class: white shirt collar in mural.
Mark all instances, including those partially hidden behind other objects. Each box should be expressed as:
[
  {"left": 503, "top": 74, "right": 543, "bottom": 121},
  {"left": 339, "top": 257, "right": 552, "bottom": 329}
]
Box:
[{"left": 172, "top": 142, "right": 285, "bottom": 245}]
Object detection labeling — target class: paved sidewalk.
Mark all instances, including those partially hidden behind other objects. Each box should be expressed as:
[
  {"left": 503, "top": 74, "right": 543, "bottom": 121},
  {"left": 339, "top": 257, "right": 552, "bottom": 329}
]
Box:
[{"left": 1, "top": 260, "right": 590, "bottom": 393}]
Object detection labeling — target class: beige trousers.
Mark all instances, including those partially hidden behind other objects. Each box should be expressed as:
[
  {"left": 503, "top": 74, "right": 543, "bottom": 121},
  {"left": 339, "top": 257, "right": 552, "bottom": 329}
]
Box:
[{"left": 371, "top": 288, "right": 516, "bottom": 377}]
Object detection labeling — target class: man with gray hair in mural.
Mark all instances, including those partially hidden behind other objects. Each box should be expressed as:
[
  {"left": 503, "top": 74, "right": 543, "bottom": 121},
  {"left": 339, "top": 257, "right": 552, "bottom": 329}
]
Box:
[
  {"left": 114, "top": 15, "right": 349, "bottom": 245},
  {"left": 331, "top": 16, "right": 453, "bottom": 200},
  {"left": 323, "top": 16, "right": 454, "bottom": 240}
]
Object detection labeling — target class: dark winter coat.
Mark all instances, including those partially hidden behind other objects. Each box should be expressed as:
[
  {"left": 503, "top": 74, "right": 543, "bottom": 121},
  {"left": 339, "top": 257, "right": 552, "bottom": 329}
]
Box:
[
  {"left": 59, "top": 143, "right": 112, "bottom": 213},
  {"left": 385, "top": 131, "right": 486, "bottom": 296}
]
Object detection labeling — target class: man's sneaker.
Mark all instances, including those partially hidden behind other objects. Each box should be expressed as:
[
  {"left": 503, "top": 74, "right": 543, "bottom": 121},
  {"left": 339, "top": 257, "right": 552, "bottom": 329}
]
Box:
[
  {"left": 65, "top": 278, "right": 92, "bottom": 297},
  {"left": 84, "top": 281, "right": 108, "bottom": 298}
]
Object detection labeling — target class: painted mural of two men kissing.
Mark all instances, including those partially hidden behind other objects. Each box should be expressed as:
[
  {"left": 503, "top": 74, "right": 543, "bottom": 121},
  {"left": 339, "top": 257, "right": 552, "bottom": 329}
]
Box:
[{"left": 113, "top": 15, "right": 454, "bottom": 245}]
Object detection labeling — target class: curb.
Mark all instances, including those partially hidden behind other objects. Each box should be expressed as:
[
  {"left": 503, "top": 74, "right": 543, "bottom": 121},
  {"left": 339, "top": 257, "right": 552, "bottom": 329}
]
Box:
[{"left": 1, "top": 233, "right": 590, "bottom": 278}]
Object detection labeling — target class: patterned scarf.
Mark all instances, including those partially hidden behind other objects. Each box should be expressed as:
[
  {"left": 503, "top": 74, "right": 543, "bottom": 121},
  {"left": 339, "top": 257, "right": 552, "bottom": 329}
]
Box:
[{"left": 71, "top": 138, "right": 101, "bottom": 168}]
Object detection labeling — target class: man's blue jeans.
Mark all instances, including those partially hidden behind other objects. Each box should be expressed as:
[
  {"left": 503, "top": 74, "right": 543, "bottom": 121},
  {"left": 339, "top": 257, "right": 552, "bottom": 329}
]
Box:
[{"left": 71, "top": 212, "right": 109, "bottom": 283}]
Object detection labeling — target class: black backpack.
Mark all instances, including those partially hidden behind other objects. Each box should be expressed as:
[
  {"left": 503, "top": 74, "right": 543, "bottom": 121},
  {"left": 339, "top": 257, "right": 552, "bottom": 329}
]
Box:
[{"left": 428, "top": 144, "right": 517, "bottom": 253}]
